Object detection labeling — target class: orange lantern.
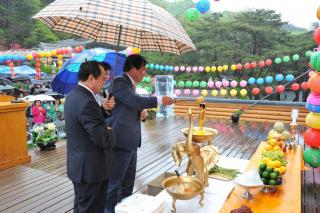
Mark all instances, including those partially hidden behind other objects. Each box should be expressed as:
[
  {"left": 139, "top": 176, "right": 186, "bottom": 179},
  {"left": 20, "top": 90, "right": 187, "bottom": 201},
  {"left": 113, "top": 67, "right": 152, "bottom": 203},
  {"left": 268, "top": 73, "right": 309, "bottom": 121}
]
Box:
[
  {"left": 308, "top": 72, "right": 320, "bottom": 94},
  {"left": 252, "top": 88, "right": 260, "bottom": 96},
  {"left": 304, "top": 128, "right": 320, "bottom": 148},
  {"left": 291, "top": 83, "right": 300, "bottom": 91},
  {"left": 301, "top": 82, "right": 309, "bottom": 90},
  {"left": 265, "top": 86, "right": 273, "bottom": 94},
  {"left": 276, "top": 85, "right": 285, "bottom": 94}
]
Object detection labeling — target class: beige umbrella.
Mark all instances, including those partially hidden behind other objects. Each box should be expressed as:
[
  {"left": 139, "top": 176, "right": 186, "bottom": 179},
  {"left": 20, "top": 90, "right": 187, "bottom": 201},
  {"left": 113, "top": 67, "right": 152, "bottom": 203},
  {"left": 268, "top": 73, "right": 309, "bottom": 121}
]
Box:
[{"left": 33, "top": 0, "right": 196, "bottom": 55}]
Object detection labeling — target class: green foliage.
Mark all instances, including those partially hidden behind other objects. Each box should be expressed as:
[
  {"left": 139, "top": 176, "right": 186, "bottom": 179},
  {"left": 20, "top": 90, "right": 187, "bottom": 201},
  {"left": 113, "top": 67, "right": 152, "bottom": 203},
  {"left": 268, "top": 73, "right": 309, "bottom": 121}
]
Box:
[{"left": 24, "top": 21, "right": 58, "bottom": 47}]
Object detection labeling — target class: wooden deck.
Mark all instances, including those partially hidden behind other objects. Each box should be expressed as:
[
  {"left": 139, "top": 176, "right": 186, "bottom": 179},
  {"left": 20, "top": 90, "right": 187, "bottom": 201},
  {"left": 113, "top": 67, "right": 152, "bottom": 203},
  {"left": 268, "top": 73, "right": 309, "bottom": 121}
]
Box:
[{"left": 0, "top": 116, "right": 317, "bottom": 213}]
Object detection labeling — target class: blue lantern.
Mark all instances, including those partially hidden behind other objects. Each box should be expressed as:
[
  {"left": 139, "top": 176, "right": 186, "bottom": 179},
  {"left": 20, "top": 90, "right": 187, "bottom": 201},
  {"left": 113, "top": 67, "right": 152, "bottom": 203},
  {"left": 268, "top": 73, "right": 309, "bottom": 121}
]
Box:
[
  {"left": 159, "top": 65, "right": 164, "bottom": 71},
  {"left": 169, "top": 66, "right": 174, "bottom": 71},
  {"left": 248, "top": 77, "right": 256, "bottom": 85},
  {"left": 20, "top": 55, "right": 26, "bottom": 61},
  {"left": 149, "top": 64, "right": 155, "bottom": 69},
  {"left": 285, "top": 74, "right": 294, "bottom": 82},
  {"left": 275, "top": 74, "right": 284, "bottom": 82},
  {"left": 173, "top": 80, "right": 177, "bottom": 86},
  {"left": 155, "top": 64, "right": 160, "bottom": 70},
  {"left": 256, "top": 78, "right": 264, "bottom": 85},
  {"left": 265, "top": 76, "right": 273, "bottom": 84},
  {"left": 196, "top": 0, "right": 211, "bottom": 14}
]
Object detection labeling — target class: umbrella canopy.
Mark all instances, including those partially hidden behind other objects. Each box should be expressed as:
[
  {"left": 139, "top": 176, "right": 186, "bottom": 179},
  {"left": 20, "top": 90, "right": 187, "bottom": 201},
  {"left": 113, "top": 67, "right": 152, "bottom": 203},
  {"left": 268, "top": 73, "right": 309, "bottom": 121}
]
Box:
[
  {"left": 33, "top": 0, "right": 196, "bottom": 55},
  {"left": 51, "top": 48, "right": 126, "bottom": 95},
  {"left": 0, "top": 85, "right": 15, "bottom": 91},
  {"left": 22, "top": 94, "right": 55, "bottom": 102}
]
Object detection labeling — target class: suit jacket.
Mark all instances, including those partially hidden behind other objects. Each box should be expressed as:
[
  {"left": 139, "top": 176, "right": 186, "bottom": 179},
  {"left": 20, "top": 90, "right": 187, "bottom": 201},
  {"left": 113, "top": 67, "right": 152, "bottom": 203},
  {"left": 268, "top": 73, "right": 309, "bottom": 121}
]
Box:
[
  {"left": 64, "top": 85, "right": 115, "bottom": 184},
  {"left": 106, "top": 74, "right": 157, "bottom": 150}
]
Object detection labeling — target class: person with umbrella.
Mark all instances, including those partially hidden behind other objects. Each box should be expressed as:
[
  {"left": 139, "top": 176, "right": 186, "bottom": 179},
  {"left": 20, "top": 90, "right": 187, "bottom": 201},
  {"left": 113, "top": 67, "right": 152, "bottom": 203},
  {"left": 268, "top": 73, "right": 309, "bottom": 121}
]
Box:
[{"left": 105, "top": 55, "right": 174, "bottom": 213}]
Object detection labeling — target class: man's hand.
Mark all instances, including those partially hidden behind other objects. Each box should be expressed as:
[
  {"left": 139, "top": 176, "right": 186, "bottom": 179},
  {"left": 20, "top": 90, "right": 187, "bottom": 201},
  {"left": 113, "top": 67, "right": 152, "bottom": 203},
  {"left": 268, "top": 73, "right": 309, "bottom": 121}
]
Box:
[
  {"left": 102, "top": 97, "right": 115, "bottom": 111},
  {"left": 162, "top": 96, "right": 175, "bottom": 106},
  {"left": 140, "top": 109, "right": 148, "bottom": 121}
]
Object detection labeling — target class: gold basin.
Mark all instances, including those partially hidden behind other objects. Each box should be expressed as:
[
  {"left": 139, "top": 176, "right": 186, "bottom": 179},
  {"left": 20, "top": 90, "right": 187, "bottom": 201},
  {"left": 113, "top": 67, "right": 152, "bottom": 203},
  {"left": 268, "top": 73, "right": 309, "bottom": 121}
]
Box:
[
  {"left": 182, "top": 127, "right": 218, "bottom": 143},
  {"left": 162, "top": 176, "right": 203, "bottom": 200}
]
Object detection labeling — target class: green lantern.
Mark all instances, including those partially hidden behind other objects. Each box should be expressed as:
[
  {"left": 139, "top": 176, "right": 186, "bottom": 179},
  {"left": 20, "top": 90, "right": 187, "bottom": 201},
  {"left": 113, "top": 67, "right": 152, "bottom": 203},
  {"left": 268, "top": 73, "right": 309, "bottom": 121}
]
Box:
[
  {"left": 310, "top": 51, "right": 320, "bottom": 72},
  {"left": 193, "top": 81, "right": 200, "bottom": 88},
  {"left": 185, "top": 8, "right": 201, "bottom": 21},
  {"left": 283, "top": 56, "right": 290, "bottom": 63},
  {"left": 186, "top": 81, "right": 192, "bottom": 88},
  {"left": 303, "top": 148, "right": 320, "bottom": 168},
  {"left": 305, "top": 50, "right": 312, "bottom": 57},
  {"left": 178, "top": 81, "right": 185, "bottom": 88},
  {"left": 274, "top": 57, "right": 282, "bottom": 64},
  {"left": 200, "top": 81, "right": 207, "bottom": 88},
  {"left": 145, "top": 76, "right": 151, "bottom": 83},
  {"left": 292, "top": 54, "right": 300, "bottom": 61}
]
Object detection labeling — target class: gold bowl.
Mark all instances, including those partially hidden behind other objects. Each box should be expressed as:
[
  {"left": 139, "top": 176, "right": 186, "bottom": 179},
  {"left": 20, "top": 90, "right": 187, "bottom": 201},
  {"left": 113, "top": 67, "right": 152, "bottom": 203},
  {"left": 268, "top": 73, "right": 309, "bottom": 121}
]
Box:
[
  {"left": 181, "top": 127, "right": 218, "bottom": 143},
  {"left": 162, "top": 176, "right": 204, "bottom": 212}
]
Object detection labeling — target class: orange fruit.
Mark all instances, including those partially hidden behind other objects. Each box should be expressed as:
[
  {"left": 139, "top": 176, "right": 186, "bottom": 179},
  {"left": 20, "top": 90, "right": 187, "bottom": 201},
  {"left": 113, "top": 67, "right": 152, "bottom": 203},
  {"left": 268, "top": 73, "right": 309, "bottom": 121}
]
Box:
[
  {"left": 262, "top": 157, "right": 270, "bottom": 164},
  {"left": 274, "top": 160, "right": 282, "bottom": 168},
  {"left": 264, "top": 144, "right": 273, "bottom": 151},
  {"left": 280, "top": 166, "right": 287, "bottom": 174},
  {"left": 273, "top": 145, "right": 281, "bottom": 151},
  {"left": 269, "top": 139, "right": 278, "bottom": 147}
]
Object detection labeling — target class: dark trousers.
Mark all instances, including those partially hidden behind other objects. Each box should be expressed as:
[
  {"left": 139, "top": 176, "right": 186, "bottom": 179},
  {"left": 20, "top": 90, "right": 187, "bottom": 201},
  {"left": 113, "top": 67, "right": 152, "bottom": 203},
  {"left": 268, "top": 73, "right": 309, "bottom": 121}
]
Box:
[
  {"left": 73, "top": 180, "right": 108, "bottom": 213},
  {"left": 105, "top": 148, "right": 137, "bottom": 213}
]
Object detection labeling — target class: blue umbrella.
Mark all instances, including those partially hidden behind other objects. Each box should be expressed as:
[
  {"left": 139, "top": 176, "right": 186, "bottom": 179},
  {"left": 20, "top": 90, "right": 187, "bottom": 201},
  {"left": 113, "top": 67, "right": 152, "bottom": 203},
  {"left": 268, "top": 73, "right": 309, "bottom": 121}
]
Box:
[{"left": 51, "top": 48, "right": 127, "bottom": 95}]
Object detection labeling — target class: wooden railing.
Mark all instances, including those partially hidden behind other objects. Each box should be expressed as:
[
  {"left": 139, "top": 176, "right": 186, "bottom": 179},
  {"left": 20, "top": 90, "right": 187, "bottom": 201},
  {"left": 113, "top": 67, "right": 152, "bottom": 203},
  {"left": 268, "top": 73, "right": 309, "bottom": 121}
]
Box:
[{"left": 174, "top": 100, "right": 308, "bottom": 125}]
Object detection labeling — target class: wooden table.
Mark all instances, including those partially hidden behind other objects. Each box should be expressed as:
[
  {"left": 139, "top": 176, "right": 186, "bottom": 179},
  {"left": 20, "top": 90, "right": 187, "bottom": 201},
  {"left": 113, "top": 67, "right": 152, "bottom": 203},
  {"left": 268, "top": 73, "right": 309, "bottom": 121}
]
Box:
[{"left": 220, "top": 142, "right": 302, "bottom": 213}]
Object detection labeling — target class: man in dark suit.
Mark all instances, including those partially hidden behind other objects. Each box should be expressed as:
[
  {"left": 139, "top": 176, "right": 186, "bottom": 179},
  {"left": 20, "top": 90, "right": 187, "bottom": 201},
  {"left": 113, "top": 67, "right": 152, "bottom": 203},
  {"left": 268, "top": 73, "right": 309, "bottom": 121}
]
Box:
[
  {"left": 64, "top": 61, "right": 115, "bottom": 213},
  {"left": 105, "top": 54, "right": 174, "bottom": 213}
]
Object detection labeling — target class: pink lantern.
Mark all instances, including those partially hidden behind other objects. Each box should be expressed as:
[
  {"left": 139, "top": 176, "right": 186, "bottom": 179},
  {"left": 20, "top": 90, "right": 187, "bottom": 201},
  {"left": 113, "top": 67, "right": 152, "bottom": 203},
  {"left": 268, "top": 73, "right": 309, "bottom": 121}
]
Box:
[
  {"left": 230, "top": 80, "right": 238, "bottom": 88},
  {"left": 186, "top": 67, "right": 191, "bottom": 72},
  {"left": 265, "top": 86, "right": 273, "bottom": 94},
  {"left": 32, "top": 52, "right": 38, "bottom": 58},
  {"left": 240, "top": 80, "right": 247, "bottom": 88},
  {"left": 192, "top": 66, "right": 198, "bottom": 72},
  {"left": 184, "top": 89, "right": 191, "bottom": 96},
  {"left": 192, "top": 90, "right": 200, "bottom": 96},
  {"left": 244, "top": 63, "right": 251, "bottom": 70},
  {"left": 222, "top": 80, "right": 229, "bottom": 87},
  {"left": 236, "top": 63, "right": 243, "bottom": 71},
  {"left": 174, "top": 66, "right": 179, "bottom": 72},
  {"left": 126, "top": 47, "right": 134, "bottom": 55},
  {"left": 180, "top": 66, "right": 185, "bottom": 72},
  {"left": 215, "top": 81, "right": 222, "bottom": 89},
  {"left": 250, "top": 61, "right": 257, "bottom": 69},
  {"left": 198, "top": 66, "right": 204, "bottom": 72},
  {"left": 265, "top": 59, "right": 272, "bottom": 66},
  {"left": 258, "top": 61, "right": 265, "bottom": 68},
  {"left": 291, "top": 83, "right": 300, "bottom": 91},
  {"left": 301, "top": 82, "right": 309, "bottom": 90},
  {"left": 207, "top": 81, "right": 214, "bottom": 88},
  {"left": 276, "top": 85, "right": 285, "bottom": 94},
  {"left": 175, "top": 89, "right": 182, "bottom": 96}
]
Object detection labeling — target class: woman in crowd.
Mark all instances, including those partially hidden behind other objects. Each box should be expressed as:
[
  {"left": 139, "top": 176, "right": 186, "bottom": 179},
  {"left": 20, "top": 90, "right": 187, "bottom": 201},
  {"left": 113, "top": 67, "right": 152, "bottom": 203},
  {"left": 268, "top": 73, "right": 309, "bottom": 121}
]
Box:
[{"left": 32, "top": 100, "right": 46, "bottom": 124}]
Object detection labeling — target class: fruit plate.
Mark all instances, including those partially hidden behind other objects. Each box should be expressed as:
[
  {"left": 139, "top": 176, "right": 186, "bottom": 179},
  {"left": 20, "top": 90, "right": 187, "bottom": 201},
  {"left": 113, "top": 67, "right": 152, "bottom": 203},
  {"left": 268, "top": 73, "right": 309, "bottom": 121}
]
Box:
[{"left": 261, "top": 184, "right": 280, "bottom": 193}]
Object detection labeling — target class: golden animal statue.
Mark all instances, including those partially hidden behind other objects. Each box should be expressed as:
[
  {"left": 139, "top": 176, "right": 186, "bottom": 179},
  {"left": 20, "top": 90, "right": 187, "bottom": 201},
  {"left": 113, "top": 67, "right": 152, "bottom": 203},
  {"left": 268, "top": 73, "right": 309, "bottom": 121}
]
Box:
[{"left": 172, "top": 108, "right": 220, "bottom": 186}]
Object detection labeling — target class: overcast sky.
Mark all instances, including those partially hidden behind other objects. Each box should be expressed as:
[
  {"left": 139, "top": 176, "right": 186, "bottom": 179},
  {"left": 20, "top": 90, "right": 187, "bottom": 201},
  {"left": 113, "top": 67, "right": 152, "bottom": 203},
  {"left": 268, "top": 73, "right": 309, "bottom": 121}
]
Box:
[{"left": 180, "top": 0, "right": 320, "bottom": 29}]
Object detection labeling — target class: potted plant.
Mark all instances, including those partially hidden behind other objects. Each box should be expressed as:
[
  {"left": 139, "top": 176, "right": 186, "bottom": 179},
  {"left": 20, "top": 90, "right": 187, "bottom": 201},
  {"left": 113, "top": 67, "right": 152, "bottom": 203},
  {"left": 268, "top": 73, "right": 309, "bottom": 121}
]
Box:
[
  {"left": 231, "top": 105, "right": 248, "bottom": 123},
  {"left": 32, "top": 123, "right": 58, "bottom": 150}
]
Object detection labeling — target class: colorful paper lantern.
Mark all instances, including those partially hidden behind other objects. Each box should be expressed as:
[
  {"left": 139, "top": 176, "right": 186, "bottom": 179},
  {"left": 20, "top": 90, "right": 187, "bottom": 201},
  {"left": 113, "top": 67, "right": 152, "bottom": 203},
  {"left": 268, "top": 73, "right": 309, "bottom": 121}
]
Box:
[
  {"left": 200, "top": 81, "right": 207, "bottom": 88},
  {"left": 201, "top": 90, "right": 208, "bottom": 96},
  {"left": 220, "top": 89, "right": 227, "bottom": 96},
  {"left": 236, "top": 63, "right": 243, "bottom": 70},
  {"left": 244, "top": 63, "right": 251, "bottom": 69},
  {"left": 265, "top": 76, "right": 273, "bottom": 84},
  {"left": 256, "top": 78, "right": 264, "bottom": 85},
  {"left": 198, "top": 66, "right": 204, "bottom": 72},
  {"left": 274, "top": 58, "right": 282, "bottom": 64},
  {"left": 207, "top": 80, "right": 214, "bottom": 88},
  {"left": 193, "top": 81, "right": 200, "bottom": 87},
  {"left": 304, "top": 128, "right": 320, "bottom": 148},
  {"left": 239, "top": 80, "right": 247, "bottom": 88},
  {"left": 211, "top": 90, "right": 219, "bottom": 97},
  {"left": 265, "top": 86, "right": 273, "bottom": 94},
  {"left": 174, "top": 66, "right": 180, "bottom": 72},
  {"left": 258, "top": 61, "right": 265, "bottom": 68},
  {"left": 217, "top": 66, "right": 223, "bottom": 72},
  {"left": 283, "top": 56, "right": 290, "bottom": 63},
  {"left": 180, "top": 66, "right": 185, "bottom": 71},
  {"left": 178, "top": 81, "right": 185, "bottom": 88},
  {"left": 306, "top": 113, "right": 320, "bottom": 129},
  {"left": 292, "top": 54, "right": 300, "bottom": 61},
  {"left": 57, "top": 60, "right": 63, "bottom": 66},
  {"left": 57, "top": 55, "right": 63, "bottom": 60},
  {"left": 314, "top": 27, "right": 320, "bottom": 45},
  {"left": 223, "top": 65, "right": 228, "bottom": 71},
  {"left": 310, "top": 51, "right": 320, "bottom": 72},
  {"left": 291, "top": 83, "right": 300, "bottom": 91},
  {"left": 230, "top": 89, "right": 237, "bottom": 97},
  {"left": 192, "top": 66, "right": 198, "bottom": 72},
  {"left": 230, "top": 80, "right": 238, "bottom": 88},
  {"left": 305, "top": 102, "right": 320, "bottom": 113},
  {"left": 252, "top": 88, "right": 260, "bottom": 96},
  {"left": 275, "top": 74, "right": 284, "bottom": 82},
  {"left": 305, "top": 50, "right": 312, "bottom": 57},
  {"left": 175, "top": 89, "right": 182, "bottom": 96},
  {"left": 184, "top": 89, "right": 191, "bottom": 95},
  {"left": 250, "top": 61, "right": 257, "bottom": 69},
  {"left": 276, "top": 85, "right": 285, "bottom": 94},
  {"left": 240, "top": 89, "right": 248, "bottom": 96},
  {"left": 222, "top": 80, "right": 229, "bottom": 87},
  {"left": 285, "top": 74, "right": 294, "bottom": 82},
  {"left": 186, "top": 67, "right": 191, "bottom": 72},
  {"left": 303, "top": 148, "right": 320, "bottom": 168},
  {"left": 308, "top": 72, "right": 320, "bottom": 94},
  {"left": 231, "top": 64, "right": 237, "bottom": 71},
  {"left": 192, "top": 89, "right": 200, "bottom": 96},
  {"left": 205, "top": 66, "right": 211, "bottom": 72},
  {"left": 195, "top": 0, "right": 211, "bottom": 14},
  {"left": 301, "top": 82, "right": 309, "bottom": 90},
  {"left": 211, "top": 66, "right": 217, "bottom": 72},
  {"left": 26, "top": 54, "right": 33, "bottom": 61},
  {"left": 265, "top": 59, "right": 272, "bottom": 66},
  {"left": 186, "top": 81, "right": 192, "bottom": 88},
  {"left": 248, "top": 77, "right": 256, "bottom": 85},
  {"left": 215, "top": 81, "right": 222, "bottom": 89}
]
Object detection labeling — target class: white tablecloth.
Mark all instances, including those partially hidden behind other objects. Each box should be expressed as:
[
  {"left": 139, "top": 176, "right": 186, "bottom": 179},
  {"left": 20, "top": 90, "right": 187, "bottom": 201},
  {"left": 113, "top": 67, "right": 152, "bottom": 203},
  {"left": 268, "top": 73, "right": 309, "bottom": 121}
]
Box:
[{"left": 155, "top": 157, "right": 249, "bottom": 213}]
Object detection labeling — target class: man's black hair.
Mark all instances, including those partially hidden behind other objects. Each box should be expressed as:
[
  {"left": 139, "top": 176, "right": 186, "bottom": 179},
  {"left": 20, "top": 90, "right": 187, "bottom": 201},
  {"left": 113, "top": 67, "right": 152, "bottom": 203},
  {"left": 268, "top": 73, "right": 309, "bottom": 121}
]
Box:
[
  {"left": 98, "top": 62, "right": 111, "bottom": 71},
  {"left": 123, "top": 54, "right": 148, "bottom": 72},
  {"left": 78, "top": 61, "right": 110, "bottom": 81}
]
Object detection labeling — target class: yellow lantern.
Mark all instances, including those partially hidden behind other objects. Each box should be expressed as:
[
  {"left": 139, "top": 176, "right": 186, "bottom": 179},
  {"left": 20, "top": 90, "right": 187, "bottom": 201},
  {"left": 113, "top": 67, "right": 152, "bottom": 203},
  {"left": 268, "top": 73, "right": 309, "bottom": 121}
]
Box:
[
  {"left": 306, "top": 113, "right": 320, "bottom": 129},
  {"left": 38, "top": 51, "right": 45, "bottom": 58},
  {"left": 45, "top": 52, "right": 51, "bottom": 57},
  {"left": 217, "top": 66, "right": 223, "bottom": 72},
  {"left": 223, "top": 65, "right": 228, "bottom": 71},
  {"left": 51, "top": 50, "right": 57, "bottom": 57},
  {"left": 211, "top": 66, "right": 217, "bottom": 72},
  {"left": 201, "top": 90, "right": 208, "bottom": 97},
  {"left": 57, "top": 60, "right": 63, "bottom": 66},
  {"left": 220, "top": 89, "right": 227, "bottom": 96},
  {"left": 230, "top": 89, "right": 237, "bottom": 97},
  {"left": 231, "top": 64, "right": 237, "bottom": 71},
  {"left": 57, "top": 55, "right": 63, "bottom": 60},
  {"left": 211, "top": 90, "right": 218, "bottom": 97},
  {"left": 205, "top": 66, "right": 211, "bottom": 72},
  {"left": 240, "top": 89, "right": 248, "bottom": 96},
  {"left": 26, "top": 54, "right": 33, "bottom": 61},
  {"left": 132, "top": 47, "right": 141, "bottom": 54}
]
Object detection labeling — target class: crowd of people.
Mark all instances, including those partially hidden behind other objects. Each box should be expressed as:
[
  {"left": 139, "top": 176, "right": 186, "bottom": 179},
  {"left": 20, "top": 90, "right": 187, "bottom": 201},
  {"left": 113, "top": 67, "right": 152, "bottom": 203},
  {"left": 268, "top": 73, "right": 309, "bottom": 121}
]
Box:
[{"left": 64, "top": 54, "right": 175, "bottom": 213}]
